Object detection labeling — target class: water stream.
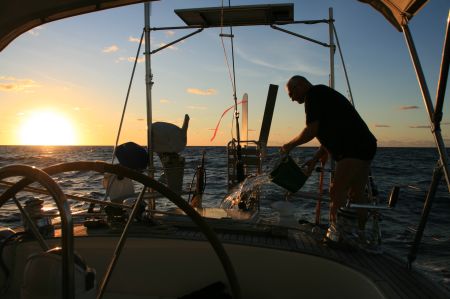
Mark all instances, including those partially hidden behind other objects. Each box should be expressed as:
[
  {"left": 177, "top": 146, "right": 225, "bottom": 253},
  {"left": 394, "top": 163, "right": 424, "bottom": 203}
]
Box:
[{"left": 220, "top": 173, "right": 271, "bottom": 210}]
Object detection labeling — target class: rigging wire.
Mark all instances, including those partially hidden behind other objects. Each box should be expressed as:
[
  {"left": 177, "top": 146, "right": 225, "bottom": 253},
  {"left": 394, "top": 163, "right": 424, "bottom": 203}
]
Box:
[
  {"left": 220, "top": 0, "right": 241, "bottom": 142},
  {"left": 111, "top": 30, "right": 145, "bottom": 163},
  {"left": 220, "top": 0, "right": 236, "bottom": 97},
  {"left": 332, "top": 23, "right": 355, "bottom": 107}
]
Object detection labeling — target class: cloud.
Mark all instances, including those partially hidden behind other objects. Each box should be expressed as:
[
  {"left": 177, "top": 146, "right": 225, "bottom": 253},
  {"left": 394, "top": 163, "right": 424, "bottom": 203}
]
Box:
[
  {"left": 137, "top": 118, "right": 145, "bottom": 121},
  {"left": 117, "top": 57, "right": 145, "bottom": 63},
  {"left": 0, "top": 76, "right": 39, "bottom": 92},
  {"left": 165, "top": 30, "right": 175, "bottom": 37},
  {"left": 129, "top": 36, "right": 144, "bottom": 44},
  {"left": 186, "top": 88, "right": 217, "bottom": 96},
  {"left": 159, "top": 99, "right": 171, "bottom": 104},
  {"left": 409, "top": 125, "right": 430, "bottom": 128},
  {"left": 374, "top": 124, "right": 391, "bottom": 128},
  {"left": 102, "top": 45, "right": 119, "bottom": 53},
  {"left": 399, "top": 105, "right": 419, "bottom": 110},
  {"left": 235, "top": 47, "right": 327, "bottom": 76},
  {"left": 28, "top": 26, "right": 44, "bottom": 36},
  {"left": 187, "top": 105, "right": 208, "bottom": 110}
]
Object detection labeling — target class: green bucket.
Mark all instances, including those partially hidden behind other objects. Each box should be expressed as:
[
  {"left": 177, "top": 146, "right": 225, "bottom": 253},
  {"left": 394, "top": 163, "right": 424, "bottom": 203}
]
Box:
[{"left": 270, "top": 155, "right": 309, "bottom": 193}]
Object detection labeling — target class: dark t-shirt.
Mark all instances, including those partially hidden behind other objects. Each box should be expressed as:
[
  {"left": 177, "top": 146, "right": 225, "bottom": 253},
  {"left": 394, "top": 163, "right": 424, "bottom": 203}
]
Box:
[{"left": 305, "top": 85, "right": 377, "bottom": 161}]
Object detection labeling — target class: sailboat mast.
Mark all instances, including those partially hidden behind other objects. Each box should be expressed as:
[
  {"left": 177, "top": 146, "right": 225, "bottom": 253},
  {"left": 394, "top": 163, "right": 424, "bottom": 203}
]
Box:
[{"left": 144, "top": 2, "right": 153, "bottom": 175}]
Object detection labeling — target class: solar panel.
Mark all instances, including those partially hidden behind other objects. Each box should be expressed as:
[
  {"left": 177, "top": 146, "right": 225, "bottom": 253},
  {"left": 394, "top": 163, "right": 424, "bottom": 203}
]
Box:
[{"left": 175, "top": 3, "right": 294, "bottom": 27}]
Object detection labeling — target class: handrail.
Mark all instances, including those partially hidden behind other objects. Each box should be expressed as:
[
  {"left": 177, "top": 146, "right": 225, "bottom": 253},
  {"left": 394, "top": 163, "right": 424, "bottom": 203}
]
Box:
[{"left": 0, "top": 165, "right": 75, "bottom": 299}]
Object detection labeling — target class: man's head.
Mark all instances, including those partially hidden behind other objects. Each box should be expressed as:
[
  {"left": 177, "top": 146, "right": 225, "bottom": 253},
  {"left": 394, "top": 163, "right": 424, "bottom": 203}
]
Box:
[{"left": 286, "top": 75, "right": 312, "bottom": 104}]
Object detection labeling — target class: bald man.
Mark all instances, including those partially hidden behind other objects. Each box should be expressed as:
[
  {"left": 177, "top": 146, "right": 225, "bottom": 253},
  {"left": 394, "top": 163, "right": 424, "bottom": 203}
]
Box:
[{"left": 281, "top": 75, "right": 377, "bottom": 241}]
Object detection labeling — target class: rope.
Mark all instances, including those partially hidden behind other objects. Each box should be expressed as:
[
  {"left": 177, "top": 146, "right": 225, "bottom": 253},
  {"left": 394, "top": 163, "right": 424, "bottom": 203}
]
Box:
[{"left": 111, "top": 30, "right": 145, "bottom": 163}]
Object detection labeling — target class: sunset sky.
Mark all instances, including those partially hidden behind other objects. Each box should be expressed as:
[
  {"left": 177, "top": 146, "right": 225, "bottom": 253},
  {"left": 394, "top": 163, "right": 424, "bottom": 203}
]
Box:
[{"left": 0, "top": 0, "right": 449, "bottom": 147}]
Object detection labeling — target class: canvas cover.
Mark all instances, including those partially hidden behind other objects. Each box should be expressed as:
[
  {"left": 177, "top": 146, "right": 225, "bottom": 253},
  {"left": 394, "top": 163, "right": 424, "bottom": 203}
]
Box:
[
  {"left": 358, "top": 0, "right": 428, "bottom": 31},
  {"left": 0, "top": 0, "right": 152, "bottom": 52},
  {"left": 0, "top": 0, "right": 428, "bottom": 52}
]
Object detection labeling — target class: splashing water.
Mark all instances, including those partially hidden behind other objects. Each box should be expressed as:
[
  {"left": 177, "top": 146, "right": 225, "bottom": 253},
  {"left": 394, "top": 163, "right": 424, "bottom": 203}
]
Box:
[{"left": 221, "top": 173, "right": 271, "bottom": 210}]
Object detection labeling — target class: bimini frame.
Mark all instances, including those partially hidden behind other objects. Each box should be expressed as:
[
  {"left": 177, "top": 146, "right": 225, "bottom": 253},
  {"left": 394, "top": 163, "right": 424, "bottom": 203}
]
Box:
[
  {"left": 401, "top": 12, "right": 450, "bottom": 267},
  {"left": 144, "top": 2, "right": 340, "bottom": 188},
  {"left": 142, "top": 2, "right": 450, "bottom": 268},
  {"left": 355, "top": 0, "right": 450, "bottom": 269}
]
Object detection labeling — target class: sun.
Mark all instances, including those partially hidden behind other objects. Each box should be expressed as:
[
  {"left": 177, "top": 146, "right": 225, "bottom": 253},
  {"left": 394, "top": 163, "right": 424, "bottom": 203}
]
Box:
[{"left": 19, "top": 110, "right": 77, "bottom": 145}]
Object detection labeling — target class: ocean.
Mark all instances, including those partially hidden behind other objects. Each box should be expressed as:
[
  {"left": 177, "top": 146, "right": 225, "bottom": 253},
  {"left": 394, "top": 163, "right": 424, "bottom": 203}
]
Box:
[{"left": 0, "top": 145, "right": 449, "bottom": 291}]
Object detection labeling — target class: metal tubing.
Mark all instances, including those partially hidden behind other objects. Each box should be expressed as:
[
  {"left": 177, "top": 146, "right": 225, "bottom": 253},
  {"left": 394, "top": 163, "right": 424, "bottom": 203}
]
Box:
[
  {"left": 328, "top": 8, "right": 335, "bottom": 89},
  {"left": 402, "top": 24, "right": 450, "bottom": 192},
  {"left": 150, "top": 20, "right": 329, "bottom": 32},
  {"left": 277, "top": 19, "right": 329, "bottom": 25},
  {"left": 224, "top": 0, "right": 244, "bottom": 183},
  {"left": 315, "top": 161, "right": 325, "bottom": 225},
  {"left": 151, "top": 28, "right": 203, "bottom": 54},
  {"left": 328, "top": 7, "right": 335, "bottom": 183},
  {"left": 229, "top": 29, "right": 240, "bottom": 144},
  {"left": 144, "top": 2, "right": 153, "bottom": 172},
  {"left": 97, "top": 188, "right": 147, "bottom": 299},
  {"left": 408, "top": 162, "right": 443, "bottom": 267},
  {"left": 144, "top": 2, "right": 155, "bottom": 214},
  {"left": 434, "top": 11, "right": 450, "bottom": 131},
  {"left": 150, "top": 25, "right": 203, "bottom": 31},
  {"left": 270, "top": 25, "right": 329, "bottom": 47}
]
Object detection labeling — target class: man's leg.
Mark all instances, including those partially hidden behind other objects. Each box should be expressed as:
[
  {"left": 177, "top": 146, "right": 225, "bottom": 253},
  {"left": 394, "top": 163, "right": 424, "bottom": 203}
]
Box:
[
  {"left": 329, "top": 159, "right": 355, "bottom": 226},
  {"left": 347, "top": 160, "right": 371, "bottom": 230},
  {"left": 329, "top": 159, "right": 371, "bottom": 227}
]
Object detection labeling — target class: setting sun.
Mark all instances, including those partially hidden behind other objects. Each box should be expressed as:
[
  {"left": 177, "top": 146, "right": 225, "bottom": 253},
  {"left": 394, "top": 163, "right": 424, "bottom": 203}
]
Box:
[{"left": 19, "top": 110, "right": 77, "bottom": 145}]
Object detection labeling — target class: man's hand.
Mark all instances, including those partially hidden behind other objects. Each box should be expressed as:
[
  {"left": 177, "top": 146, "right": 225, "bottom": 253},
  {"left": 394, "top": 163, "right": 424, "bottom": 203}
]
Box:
[
  {"left": 303, "top": 158, "right": 318, "bottom": 176},
  {"left": 281, "top": 143, "right": 293, "bottom": 154}
]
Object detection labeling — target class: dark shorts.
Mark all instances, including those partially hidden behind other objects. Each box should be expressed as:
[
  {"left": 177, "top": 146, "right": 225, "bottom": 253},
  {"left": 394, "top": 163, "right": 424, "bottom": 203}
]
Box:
[{"left": 333, "top": 140, "right": 377, "bottom": 162}]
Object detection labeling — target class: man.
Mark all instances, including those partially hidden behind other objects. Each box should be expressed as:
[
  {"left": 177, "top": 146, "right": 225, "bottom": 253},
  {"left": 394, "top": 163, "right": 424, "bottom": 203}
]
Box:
[{"left": 281, "top": 75, "right": 377, "bottom": 240}]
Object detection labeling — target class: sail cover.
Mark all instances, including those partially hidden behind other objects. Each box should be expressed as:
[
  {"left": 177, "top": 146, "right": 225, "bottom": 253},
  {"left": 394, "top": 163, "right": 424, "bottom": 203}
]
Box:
[{"left": 0, "top": 0, "right": 429, "bottom": 52}]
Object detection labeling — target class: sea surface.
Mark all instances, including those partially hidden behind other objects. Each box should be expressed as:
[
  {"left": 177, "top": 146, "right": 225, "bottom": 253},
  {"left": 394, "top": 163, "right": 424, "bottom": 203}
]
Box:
[{"left": 0, "top": 145, "right": 449, "bottom": 291}]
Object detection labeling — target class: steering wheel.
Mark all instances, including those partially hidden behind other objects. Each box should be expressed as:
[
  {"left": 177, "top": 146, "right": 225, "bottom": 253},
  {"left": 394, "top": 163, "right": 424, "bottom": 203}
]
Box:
[
  {"left": 0, "top": 165, "right": 75, "bottom": 298},
  {"left": 0, "top": 161, "right": 241, "bottom": 299}
]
